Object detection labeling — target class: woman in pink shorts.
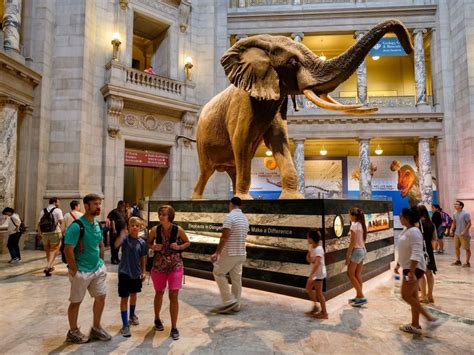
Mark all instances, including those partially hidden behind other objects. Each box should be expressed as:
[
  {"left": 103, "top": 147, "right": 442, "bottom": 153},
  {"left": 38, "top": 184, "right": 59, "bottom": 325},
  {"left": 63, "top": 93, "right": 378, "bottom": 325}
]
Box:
[{"left": 147, "top": 205, "right": 190, "bottom": 340}]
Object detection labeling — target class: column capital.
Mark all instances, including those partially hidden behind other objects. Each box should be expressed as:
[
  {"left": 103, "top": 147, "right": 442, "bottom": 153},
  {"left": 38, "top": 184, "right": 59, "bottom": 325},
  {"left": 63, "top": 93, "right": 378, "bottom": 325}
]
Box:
[
  {"left": 106, "top": 95, "right": 124, "bottom": 138},
  {"left": 413, "top": 28, "right": 427, "bottom": 35},
  {"left": 357, "top": 137, "right": 371, "bottom": 143},
  {"left": 0, "top": 96, "right": 20, "bottom": 108},
  {"left": 354, "top": 31, "right": 367, "bottom": 40},
  {"left": 291, "top": 33, "right": 304, "bottom": 42},
  {"left": 292, "top": 137, "right": 306, "bottom": 144},
  {"left": 119, "top": 0, "right": 129, "bottom": 10},
  {"left": 417, "top": 136, "right": 432, "bottom": 142},
  {"left": 235, "top": 34, "right": 248, "bottom": 41}
]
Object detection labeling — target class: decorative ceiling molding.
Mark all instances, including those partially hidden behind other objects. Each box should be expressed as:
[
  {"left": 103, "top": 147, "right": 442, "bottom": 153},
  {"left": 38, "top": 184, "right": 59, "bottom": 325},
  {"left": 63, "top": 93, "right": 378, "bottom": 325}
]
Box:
[{"left": 132, "top": 0, "right": 178, "bottom": 16}]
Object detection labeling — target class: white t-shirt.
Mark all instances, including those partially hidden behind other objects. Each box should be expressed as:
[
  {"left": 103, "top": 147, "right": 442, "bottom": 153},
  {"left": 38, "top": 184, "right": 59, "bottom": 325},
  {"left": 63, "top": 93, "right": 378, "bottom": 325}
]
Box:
[
  {"left": 398, "top": 226, "right": 426, "bottom": 271},
  {"left": 63, "top": 210, "right": 84, "bottom": 229},
  {"left": 222, "top": 208, "right": 249, "bottom": 256},
  {"left": 311, "top": 245, "right": 327, "bottom": 280},
  {"left": 350, "top": 221, "right": 365, "bottom": 248},
  {"left": 7, "top": 213, "right": 21, "bottom": 235},
  {"left": 38, "top": 204, "right": 64, "bottom": 233}
]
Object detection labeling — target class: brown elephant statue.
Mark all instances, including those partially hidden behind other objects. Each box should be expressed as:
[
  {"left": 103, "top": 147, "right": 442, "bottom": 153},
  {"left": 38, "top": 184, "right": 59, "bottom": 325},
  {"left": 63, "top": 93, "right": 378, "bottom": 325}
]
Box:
[{"left": 192, "top": 19, "right": 413, "bottom": 200}]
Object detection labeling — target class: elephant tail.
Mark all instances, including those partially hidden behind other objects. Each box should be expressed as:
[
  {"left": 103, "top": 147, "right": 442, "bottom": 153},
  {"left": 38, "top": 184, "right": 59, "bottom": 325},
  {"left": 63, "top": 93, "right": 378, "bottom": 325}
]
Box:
[{"left": 312, "top": 19, "right": 413, "bottom": 94}]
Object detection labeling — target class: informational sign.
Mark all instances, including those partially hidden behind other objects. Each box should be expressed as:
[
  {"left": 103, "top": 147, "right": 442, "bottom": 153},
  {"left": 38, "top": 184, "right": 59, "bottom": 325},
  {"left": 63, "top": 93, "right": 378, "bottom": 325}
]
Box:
[
  {"left": 369, "top": 37, "right": 407, "bottom": 57},
  {"left": 124, "top": 148, "right": 169, "bottom": 168}
]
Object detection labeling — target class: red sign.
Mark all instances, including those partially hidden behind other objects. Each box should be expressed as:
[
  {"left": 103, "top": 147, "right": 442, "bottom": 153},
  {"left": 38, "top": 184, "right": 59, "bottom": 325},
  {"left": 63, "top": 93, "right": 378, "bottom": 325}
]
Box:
[{"left": 125, "top": 149, "right": 169, "bottom": 168}]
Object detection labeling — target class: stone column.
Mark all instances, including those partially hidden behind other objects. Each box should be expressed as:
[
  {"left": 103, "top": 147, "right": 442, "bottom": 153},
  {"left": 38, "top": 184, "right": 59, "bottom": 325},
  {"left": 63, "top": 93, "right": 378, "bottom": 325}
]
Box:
[
  {"left": 358, "top": 138, "right": 372, "bottom": 199},
  {"left": 418, "top": 138, "right": 433, "bottom": 208},
  {"left": 103, "top": 96, "right": 125, "bottom": 215},
  {"left": 293, "top": 138, "right": 305, "bottom": 196},
  {"left": 0, "top": 99, "right": 19, "bottom": 211},
  {"left": 354, "top": 31, "right": 367, "bottom": 105},
  {"left": 414, "top": 29, "right": 427, "bottom": 106},
  {"left": 291, "top": 32, "right": 304, "bottom": 43},
  {"left": 2, "top": 0, "right": 22, "bottom": 52},
  {"left": 238, "top": 0, "right": 246, "bottom": 8},
  {"left": 15, "top": 106, "right": 33, "bottom": 221}
]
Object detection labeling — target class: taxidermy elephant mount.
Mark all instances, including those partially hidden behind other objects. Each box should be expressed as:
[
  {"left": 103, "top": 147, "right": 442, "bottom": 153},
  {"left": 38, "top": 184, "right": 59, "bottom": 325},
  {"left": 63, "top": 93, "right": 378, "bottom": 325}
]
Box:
[{"left": 192, "top": 19, "right": 413, "bottom": 200}]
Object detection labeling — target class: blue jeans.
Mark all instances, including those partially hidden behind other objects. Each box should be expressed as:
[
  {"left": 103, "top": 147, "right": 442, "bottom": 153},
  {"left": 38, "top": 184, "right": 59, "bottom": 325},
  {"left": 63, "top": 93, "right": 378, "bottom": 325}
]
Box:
[{"left": 7, "top": 232, "right": 22, "bottom": 260}]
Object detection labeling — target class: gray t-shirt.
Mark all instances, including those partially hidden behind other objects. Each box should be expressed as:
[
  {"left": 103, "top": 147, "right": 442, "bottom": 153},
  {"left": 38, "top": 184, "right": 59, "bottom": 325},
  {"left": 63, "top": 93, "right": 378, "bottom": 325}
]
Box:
[{"left": 453, "top": 210, "right": 471, "bottom": 237}]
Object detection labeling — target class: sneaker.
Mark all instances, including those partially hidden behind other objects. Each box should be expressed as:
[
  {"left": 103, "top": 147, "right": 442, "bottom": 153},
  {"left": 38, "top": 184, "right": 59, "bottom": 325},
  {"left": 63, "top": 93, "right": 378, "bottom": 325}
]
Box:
[
  {"left": 313, "top": 312, "right": 328, "bottom": 319},
  {"left": 210, "top": 301, "right": 238, "bottom": 314},
  {"left": 89, "top": 327, "right": 112, "bottom": 341},
  {"left": 154, "top": 318, "right": 164, "bottom": 331},
  {"left": 120, "top": 326, "right": 131, "bottom": 337},
  {"left": 399, "top": 323, "right": 422, "bottom": 335},
  {"left": 129, "top": 314, "right": 139, "bottom": 326},
  {"left": 11, "top": 258, "right": 21, "bottom": 264},
  {"left": 348, "top": 298, "right": 357, "bottom": 304},
  {"left": 462, "top": 262, "right": 471, "bottom": 268},
  {"left": 452, "top": 260, "right": 462, "bottom": 266},
  {"left": 351, "top": 298, "right": 367, "bottom": 307},
  {"left": 44, "top": 268, "right": 52, "bottom": 276},
  {"left": 170, "top": 328, "right": 180, "bottom": 340},
  {"left": 66, "top": 328, "right": 89, "bottom": 344},
  {"left": 426, "top": 318, "right": 442, "bottom": 330},
  {"left": 438, "top": 250, "right": 444, "bottom": 254}
]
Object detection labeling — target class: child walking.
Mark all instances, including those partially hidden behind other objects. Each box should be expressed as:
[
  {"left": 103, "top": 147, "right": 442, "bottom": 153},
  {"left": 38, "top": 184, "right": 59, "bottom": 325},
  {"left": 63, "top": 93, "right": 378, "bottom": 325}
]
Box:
[
  {"left": 305, "top": 229, "right": 328, "bottom": 319},
  {"left": 115, "top": 217, "right": 147, "bottom": 337}
]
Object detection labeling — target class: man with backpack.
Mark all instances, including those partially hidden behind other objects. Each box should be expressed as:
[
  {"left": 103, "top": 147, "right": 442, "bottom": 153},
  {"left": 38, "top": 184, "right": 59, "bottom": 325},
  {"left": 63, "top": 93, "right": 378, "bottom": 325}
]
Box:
[
  {"left": 64, "top": 193, "right": 111, "bottom": 344},
  {"left": 38, "top": 197, "right": 64, "bottom": 276}
]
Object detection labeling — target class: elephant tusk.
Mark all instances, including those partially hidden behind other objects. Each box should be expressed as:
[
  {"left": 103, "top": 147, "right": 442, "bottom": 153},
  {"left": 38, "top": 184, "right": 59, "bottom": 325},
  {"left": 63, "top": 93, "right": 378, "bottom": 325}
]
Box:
[
  {"left": 303, "top": 90, "right": 362, "bottom": 111},
  {"left": 344, "top": 107, "right": 379, "bottom": 115}
]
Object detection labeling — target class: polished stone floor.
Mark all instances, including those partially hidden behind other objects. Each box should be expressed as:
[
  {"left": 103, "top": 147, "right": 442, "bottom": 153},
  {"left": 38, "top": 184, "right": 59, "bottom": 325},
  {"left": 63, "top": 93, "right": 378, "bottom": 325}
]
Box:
[{"left": 0, "top": 239, "right": 473, "bottom": 354}]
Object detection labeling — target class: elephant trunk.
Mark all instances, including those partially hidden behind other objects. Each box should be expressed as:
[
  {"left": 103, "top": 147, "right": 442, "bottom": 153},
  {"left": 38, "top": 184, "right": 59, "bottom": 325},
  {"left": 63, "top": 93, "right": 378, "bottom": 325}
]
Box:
[{"left": 311, "top": 19, "right": 413, "bottom": 94}]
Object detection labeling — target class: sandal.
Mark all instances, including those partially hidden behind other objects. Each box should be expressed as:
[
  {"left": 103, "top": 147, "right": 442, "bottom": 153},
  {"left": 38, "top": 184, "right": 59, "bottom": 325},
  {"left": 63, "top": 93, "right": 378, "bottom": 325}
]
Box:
[{"left": 399, "top": 324, "right": 422, "bottom": 335}]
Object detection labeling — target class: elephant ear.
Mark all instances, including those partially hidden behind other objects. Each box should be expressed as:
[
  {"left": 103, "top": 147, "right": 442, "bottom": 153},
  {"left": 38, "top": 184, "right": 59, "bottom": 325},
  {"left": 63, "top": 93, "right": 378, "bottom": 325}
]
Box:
[{"left": 221, "top": 42, "right": 280, "bottom": 101}]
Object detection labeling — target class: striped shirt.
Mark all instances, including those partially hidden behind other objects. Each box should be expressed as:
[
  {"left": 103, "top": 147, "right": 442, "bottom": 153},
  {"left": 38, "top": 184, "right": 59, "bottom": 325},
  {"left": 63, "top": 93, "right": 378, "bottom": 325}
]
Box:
[{"left": 222, "top": 208, "right": 249, "bottom": 256}]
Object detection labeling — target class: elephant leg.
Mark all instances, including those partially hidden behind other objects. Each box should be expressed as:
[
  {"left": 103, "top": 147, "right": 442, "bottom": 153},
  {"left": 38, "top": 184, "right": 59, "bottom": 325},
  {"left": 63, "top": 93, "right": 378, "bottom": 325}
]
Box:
[
  {"left": 226, "top": 168, "right": 237, "bottom": 196},
  {"left": 263, "top": 120, "right": 304, "bottom": 199},
  {"left": 192, "top": 168, "right": 215, "bottom": 200},
  {"left": 233, "top": 150, "right": 254, "bottom": 200}
]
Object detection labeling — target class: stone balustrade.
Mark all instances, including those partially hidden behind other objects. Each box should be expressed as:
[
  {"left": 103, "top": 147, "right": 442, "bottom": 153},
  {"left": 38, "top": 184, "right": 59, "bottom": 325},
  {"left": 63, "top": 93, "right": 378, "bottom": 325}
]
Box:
[
  {"left": 104, "top": 61, "right": 190, "bottom": 101},
  {"left": 230, "top": 0, "right": 432, "bottom": 7},
  {"left": 125, "top": 67, "right": 183, "bottom": 96},
  {"left": 290, "top": 95, "right": 432, "bottom": 114}
]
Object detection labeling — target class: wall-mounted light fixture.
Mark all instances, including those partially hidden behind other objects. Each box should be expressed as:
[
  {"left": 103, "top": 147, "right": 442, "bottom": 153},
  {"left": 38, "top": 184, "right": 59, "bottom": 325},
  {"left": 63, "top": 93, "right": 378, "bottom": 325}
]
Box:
[
  {"left": 319, "top": 145, "right": 328, "bottom": 156},
  {"left": 111, "top": 32, "right": 121, "bottom": 61},
  {"left": 372, "top": 55, "right": 380, "bottom": 61},
  {"left": 319, "top": 39, "right": 326, "bottom": 61},
  {"left": 265, "top": 149, "right": 273, "bottom": 156},
  {"left": 184, "top": 56, "right": 193, "bottom": 80},
  {"left": 375, "top": 144, "right": 384, "bottom": 155}
]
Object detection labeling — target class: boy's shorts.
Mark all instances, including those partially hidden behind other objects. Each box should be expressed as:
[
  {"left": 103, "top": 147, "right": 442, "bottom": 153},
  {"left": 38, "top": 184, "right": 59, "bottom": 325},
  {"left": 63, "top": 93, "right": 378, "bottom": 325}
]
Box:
[
  {"left": 118, "top": 273, "right": 143, "bottom": 297},
  {"left": 151, "top": 268, "right": 183, "bottom": 292}
]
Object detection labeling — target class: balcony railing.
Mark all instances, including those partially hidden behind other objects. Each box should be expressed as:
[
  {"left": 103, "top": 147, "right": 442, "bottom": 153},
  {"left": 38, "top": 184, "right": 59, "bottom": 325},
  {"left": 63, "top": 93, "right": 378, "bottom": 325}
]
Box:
[
  {"left": 125, "top": 67, "right": 183, "bottom": 96},
  {"left": 288, "top": 95, "right": 432, "bottom": 115},
  {"left": 230, "top": 0, "right": 434, "bottom": 7},
  {"left": 104, "top": 61, "right": 195, "bottom": 102}
]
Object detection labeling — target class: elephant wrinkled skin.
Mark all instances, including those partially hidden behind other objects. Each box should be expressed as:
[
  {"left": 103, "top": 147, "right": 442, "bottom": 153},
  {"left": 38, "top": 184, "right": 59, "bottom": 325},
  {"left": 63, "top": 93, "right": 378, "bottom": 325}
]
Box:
[{"left": 192, "top": 19, "right": 413, "bottom": 200}]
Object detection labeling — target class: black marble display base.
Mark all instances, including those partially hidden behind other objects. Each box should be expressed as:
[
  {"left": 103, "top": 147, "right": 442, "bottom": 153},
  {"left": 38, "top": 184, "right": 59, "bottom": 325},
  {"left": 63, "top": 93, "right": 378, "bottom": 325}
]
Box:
[{"left": 148, "top": 199, "right": 393, "bottom": 300}]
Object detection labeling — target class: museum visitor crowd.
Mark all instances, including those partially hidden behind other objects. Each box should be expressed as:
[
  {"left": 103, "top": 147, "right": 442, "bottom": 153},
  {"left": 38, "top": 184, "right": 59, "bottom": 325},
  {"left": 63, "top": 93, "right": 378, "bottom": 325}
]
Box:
[{"left": 1, "top": 194, "right": 471, "bottom": 341}]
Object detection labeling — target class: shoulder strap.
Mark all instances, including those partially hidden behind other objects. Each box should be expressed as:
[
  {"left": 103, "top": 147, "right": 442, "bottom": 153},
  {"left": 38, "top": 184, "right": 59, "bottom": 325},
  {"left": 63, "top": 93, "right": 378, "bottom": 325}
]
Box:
[
  {"left": 43, "top": 208, "right": 48, "bottom": 215},
  {"left": 73, "top": 219, "right": 85, "bottom": 240},
  {"left": 155, "top": 224, "right": 163, "bottom": 244},
  {"left": 70, "top": 212, "right": 78, "bottom": 221},
  {"left": 11, "top": 216, "right": 18, "bottom": 228},
  {"left": 170, "top": 224, "right": 179, "bottom": 243}
]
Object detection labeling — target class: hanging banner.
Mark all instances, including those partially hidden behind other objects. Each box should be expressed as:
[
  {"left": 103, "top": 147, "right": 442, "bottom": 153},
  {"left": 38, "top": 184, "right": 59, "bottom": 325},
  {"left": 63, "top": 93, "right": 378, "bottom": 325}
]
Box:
[
  {"left": 125, "top": 149, "right": 169, "bottom": 168},
  {"left": 369, "top": 37, "right": 407, "bottom": 57}
]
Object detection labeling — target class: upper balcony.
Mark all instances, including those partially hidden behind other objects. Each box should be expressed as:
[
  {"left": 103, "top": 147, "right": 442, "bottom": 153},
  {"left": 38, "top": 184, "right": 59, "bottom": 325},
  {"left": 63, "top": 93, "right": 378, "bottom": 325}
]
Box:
[
  {"left": 102, "top": 61, "right": 197, "bottom": 112},
  {"left": 289, "top": 95, "right": 434, "bottom": 117},
  {"left": 229, "top": 0, "right": 437, "bottom": 9}
]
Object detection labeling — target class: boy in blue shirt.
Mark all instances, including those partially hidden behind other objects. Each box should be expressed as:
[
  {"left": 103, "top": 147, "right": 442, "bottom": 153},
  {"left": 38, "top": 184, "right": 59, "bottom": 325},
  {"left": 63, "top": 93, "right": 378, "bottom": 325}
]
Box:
[{"left": 115, "top": 217, "right": 147, "bottom": 337}]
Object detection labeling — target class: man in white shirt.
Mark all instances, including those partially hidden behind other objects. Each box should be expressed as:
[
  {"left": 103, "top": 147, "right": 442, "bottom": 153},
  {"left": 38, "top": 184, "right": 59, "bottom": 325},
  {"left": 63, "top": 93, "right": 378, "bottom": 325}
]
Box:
[
  {"left": 63, "top": 200, "right": 84, "bottom": 229},
  {"left": 38, "top": 197, "right": 64, "bottom": 276},
  {"left": 1, "top": 207, "right": 23, "bottom": 263},
  {"left": 450, "top": 200, "right": 472, "bottom": 267},
  {"left": 210, "top": 197, "right": 249, "bottom": 313}
]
